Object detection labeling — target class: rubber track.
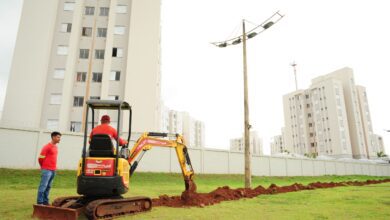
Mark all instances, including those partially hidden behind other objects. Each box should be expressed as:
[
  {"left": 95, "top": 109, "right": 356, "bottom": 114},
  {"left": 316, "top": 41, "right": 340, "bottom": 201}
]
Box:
[{"left": 85, "top": 196, "right": 152, "bottom": 220}]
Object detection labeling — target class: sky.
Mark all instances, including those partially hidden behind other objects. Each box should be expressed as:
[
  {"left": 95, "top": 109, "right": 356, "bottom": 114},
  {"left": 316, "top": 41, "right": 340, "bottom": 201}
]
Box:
[{"left": 1, "top": 0, "right": 390, "bottom": 155}]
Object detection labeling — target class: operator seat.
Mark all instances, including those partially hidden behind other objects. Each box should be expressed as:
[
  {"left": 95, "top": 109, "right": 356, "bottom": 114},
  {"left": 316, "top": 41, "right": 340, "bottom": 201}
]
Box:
[{"left": 89, "top": 134, "right": 115, "bottom": 157}]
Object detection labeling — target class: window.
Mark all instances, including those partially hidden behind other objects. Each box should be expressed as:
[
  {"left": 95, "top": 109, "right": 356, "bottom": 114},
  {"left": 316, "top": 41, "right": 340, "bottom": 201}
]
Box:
[
  {"left": 100, "top": 7, "right": 109, "bottom": 16},
  {"left": 95, "top": 50, "right": 105, "bottom": 59},
  {"left": 114, "top": 26, "right": 125, "bottom": 35},
  {"left": 108, "top": 95, "right": 119, "bottom": 100},
  {"left": 60, "top": 23, "right": 72, "bottom": 33},
  {"left": 309, "top": 123, "right": 312, "bottom": 127},
  {"left": 76, "top": 72, "right": 86, "bottom": 82},
  {"left": 53, "top": 68, "right": 65, "bottom": 79},
  {"left": 57, "top": 46, "right": 68, "bottom": 55},
  {"left": 70, "top": 121, "right": 81, "bottom": 132},
  {"left": 112, "top": 48, "right": 123, "bottom": 57},
  {"left": 110, "top": 71, "right": 120, "bottom": 81},
  {"left": 79, "top": 49, "right": 89, "bottom": 59},
  {"left": 64, "top": 2, "right": 75, "bottom": 11},
  {"left": 50, "top": 94, "right": 62, "bottom": 105},
  {"left": 85, "top": 6, "right": 95, "bottom": 15},
  {"left": 97, "top": 28, "right": 107, "bottom": 37},
  {"left": 82, "top": 27, "right": 92, "bottom": 36},
  {"left": 90, "top": 96, "right": 100, "bottom": 100},
  {"left": 92, "top": 72, "right": 102, "bottom": 82},
  {"left": 47, "top": 120, "right": 59, "bottom": 130},
  {"left": 73, "top": 96, "right": 84, "bottom": 107},
  {"left": 116, "top": 5, "right": 127, "bottom": 13}
]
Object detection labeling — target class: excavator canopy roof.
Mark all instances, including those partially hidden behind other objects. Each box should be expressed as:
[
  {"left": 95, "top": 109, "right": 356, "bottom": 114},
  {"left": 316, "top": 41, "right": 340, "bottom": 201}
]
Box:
[{"left": 86, "top": 100, "right": 131, "bottom": 110}]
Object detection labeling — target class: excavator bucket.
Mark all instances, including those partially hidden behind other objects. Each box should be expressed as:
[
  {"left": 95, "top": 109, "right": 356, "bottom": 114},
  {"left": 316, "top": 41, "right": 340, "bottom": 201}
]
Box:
[
  {"left": 184, "top": 177, "right": 197, "bottom": 193},
  {"left": 32, "top": 204, "right": 79, "bottom": 220}
]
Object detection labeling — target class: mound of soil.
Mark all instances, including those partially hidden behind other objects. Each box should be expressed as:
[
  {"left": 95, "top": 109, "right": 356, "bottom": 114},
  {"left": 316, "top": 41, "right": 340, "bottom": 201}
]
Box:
[{"left": 152, "top": 179, "right": 390, "bottom": 208}]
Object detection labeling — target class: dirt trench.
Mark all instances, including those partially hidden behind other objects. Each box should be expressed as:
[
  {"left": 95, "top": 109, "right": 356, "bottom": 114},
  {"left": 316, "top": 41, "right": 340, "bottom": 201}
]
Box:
[{"left": 152, "top": 179, "right": 390, "bottom": 208}]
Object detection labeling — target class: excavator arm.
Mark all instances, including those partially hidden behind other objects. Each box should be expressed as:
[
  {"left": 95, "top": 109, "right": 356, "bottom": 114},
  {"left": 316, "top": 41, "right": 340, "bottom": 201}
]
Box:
[{"left": 125, "top": 132, "right": 196, "bottom": 192}]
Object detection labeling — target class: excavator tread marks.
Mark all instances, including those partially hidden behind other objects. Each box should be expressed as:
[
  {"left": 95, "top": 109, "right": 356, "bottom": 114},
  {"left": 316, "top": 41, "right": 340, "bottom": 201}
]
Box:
[{"left": 85, "top": 196, "right": 152, "bottom": 220}]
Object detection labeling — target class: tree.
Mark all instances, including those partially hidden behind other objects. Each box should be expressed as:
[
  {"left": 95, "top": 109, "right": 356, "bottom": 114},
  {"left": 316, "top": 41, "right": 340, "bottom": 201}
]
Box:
[{"left": 377, "top": 151, "right": 388, "bottom": 158}]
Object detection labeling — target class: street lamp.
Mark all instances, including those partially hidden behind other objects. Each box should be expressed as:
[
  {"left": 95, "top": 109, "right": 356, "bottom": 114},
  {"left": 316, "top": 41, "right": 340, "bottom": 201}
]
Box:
[
  {"left": 212, "top": 11, "right": 284, "bottom": 188},
  {"left": 291, "top": 61, "right": 298, "bottom": 91}
]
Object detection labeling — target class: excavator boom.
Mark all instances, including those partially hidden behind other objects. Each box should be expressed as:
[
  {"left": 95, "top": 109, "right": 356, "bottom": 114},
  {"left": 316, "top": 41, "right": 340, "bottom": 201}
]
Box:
[{"left": 127, "top": 132, "right": 196, "bottom": 191}]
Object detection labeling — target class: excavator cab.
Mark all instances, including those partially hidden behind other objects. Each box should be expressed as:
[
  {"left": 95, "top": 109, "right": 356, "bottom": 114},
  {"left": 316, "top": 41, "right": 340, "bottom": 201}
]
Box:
[{"left": 77, "top": 100, "right": 132, "bottom": 196}]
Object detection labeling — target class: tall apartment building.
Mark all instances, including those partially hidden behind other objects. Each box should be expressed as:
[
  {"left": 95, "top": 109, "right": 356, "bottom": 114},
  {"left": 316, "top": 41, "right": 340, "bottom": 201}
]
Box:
[
  {"left": 282, "top": 67, "right": 383, "bottom": 159},
  {"left": 230, "top": 131, "right": 263, "bottom": 156},
  {"left": 1, "top": 0, "right": 162, "bottom": 133},
  {"left": 161, "top": 108, "right": 205, "bottom": 148},
  {"left": 356, "top": 86, "right": 377, "bottom": 158}
]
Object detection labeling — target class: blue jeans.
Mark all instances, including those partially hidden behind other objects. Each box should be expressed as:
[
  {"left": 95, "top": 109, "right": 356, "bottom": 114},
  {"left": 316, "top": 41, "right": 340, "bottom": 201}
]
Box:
[{"left": 37, "top": 169, "right": 56, "bottom": 205}]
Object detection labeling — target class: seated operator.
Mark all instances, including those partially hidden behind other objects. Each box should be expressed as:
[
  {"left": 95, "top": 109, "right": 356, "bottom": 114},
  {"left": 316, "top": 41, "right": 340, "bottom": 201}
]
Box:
[{"left": 90, "top": 115, "right": 128, "bottom": 146}]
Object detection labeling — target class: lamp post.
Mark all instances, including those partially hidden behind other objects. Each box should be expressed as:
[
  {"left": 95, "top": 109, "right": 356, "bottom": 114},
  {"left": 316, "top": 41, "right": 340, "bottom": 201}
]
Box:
[
  {"left": 212, "top": 12, "right": 283, "bottom": 188},
  {"left": 291, "top": 61, "right": 298, "bottom": 91}
]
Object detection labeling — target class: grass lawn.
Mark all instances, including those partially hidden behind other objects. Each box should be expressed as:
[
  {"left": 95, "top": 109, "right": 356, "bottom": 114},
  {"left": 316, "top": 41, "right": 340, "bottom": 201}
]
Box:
[{"left": 0, "top": 168, "right": 389, "bottom": 219}]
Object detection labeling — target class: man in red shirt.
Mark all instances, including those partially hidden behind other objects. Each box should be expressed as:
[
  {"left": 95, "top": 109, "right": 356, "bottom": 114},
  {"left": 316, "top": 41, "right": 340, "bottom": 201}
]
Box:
[
  {"left": 90, "top": 115, "right": 128, "bottom": 146},
  {"left": 36, "top": 131, "right": 61, "bottom": 205}
]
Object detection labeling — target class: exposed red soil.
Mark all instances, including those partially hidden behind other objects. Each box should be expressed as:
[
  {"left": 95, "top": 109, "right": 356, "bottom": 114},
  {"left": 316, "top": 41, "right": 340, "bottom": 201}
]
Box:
[{"left": 152, "top": 179, "right": 390, "bottom": 208}]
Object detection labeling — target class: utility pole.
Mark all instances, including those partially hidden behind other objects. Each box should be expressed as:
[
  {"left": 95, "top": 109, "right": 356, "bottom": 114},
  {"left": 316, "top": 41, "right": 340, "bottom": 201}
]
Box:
[
  {"left": 211, "top": 11, "right": 284, "bottom": 189},
  {"left": 242, "top": 20, "right": 251, "bottom": 188},
  {"left": 291, "top": 61, "right": 298, "bottom": 90},
  {"left": 81, "top": 2, "right": 99, "bottom": 131}
]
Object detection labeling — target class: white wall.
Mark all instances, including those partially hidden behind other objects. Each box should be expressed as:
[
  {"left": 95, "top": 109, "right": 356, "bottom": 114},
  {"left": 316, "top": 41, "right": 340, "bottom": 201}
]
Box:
[{"left": 0, "top": 127, "right": 389, "bottom": 176}]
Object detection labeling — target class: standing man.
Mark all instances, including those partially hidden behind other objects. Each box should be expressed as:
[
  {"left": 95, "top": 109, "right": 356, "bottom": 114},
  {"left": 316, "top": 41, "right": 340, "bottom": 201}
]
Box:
[{"left": 36, "top": 131, "right": 61, "bottom": 205}]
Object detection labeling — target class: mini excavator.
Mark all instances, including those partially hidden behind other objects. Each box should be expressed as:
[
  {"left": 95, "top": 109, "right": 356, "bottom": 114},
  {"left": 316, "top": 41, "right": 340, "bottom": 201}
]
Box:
[{"left": 33, "top": 100, "right": 195, "bottom": 220}]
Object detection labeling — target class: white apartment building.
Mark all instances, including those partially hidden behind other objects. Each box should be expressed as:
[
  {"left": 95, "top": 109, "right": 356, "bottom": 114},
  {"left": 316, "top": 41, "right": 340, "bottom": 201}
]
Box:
[
  {"left": 356, "top": 86, "right": 377, "bottom": 158},
  {"left": 161, "top": 108, "right": 205, "bottom": 148},
  {"left": 283, "top": 89, "right": 311, "bottom": 155},
  {"left": 1, "top": 0, "right": 162, "bottom": 133},
  {"left": 230, "top": 131, "right": 263, "bottom": 156},
  {"left": 271, "top": 128, "right": 286, "bottom": 154},
  {"left": 282, "top": 67, "right": 383, "bottom": 159}
]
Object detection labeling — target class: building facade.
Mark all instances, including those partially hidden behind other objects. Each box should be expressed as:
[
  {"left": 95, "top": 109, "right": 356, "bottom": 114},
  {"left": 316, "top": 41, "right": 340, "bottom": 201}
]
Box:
[
  {"left": 356, "top": 86, "right": 377, "bottom": 158},
  {"left": 230, "top": 131, "right": 263, "bottom": 156},
  {"left": 282, "top": 67, "right": 383, "bottom": 159},
  {"left": 1, "top": 0, "right": 162, "bottom": 133},
  {"left": 161, "top": 108, "right": 205, "bottom": 148},
  {"left": 271, "top": 128, "right": 286, "bottom": 154}
]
